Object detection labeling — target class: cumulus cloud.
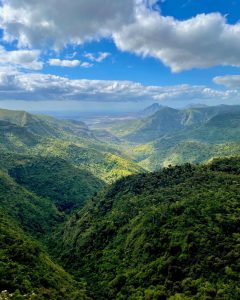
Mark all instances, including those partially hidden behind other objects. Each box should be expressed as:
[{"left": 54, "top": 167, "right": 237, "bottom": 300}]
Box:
[
  {"left": 48, "top": 58, "right": 92, "bottom": 68},
  {"left": 48, "top": 58, "right": 93, "bottom": 68},
  {"left": 0, "top": 46, "right": 42, "bottom": 70},
  {"left": 49, "top": 59, "right": 81, "bottom": 67},
  {"left": 0, "top": 0, "right": 136, "bottom": 49},
  {"left": 0, "top": 70, "right": 238, "bottom": 104},
  {"left": 113, "top": 11, "right": 240, "bottom": 72},
  {"left": 213, "top": 75, "right": 240, "bottom": 89},
  {"left": 1, "top": 1, "right": 240, "bottom": 71}
]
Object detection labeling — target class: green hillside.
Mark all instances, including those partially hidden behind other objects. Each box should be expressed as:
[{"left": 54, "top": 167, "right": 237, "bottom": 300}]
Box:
[
  {"left": 0, "top": 211, "right": 89, "bottom": 299},
  {"left": 0, "top": 108, "right": 144, "bottom": 298},
  {"left": 9, "top": 156, "right": 104, "bottom": 212},
  {"left": 0, "top": 169, "right": 60, "bottom": 237},
  {"left": 32, "top": 139, "right": 143, "bottom": 183},
  {"left": 131, "top": 112, "right": 240, "bottom": 170},
  {"left": 0, "top": 108, "right": 143, "bottom": 182},
  {"left": 0, "top": 164, "right": 91, "bottom": 299},
  {"left": 1, "top": 107, "right": 240, "bottom": 299},
  {"left": 104, "top": 105, "right": 240, "bottom": 143},
  {"left": 0, "top": 108, "right": 91, "bottom": 140},
  {"left": 52, "top": 158, "right": 240, "bottom": 299}
]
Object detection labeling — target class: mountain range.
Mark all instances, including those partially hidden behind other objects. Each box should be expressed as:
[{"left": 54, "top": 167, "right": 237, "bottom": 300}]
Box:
[
  {"left": 0, "top": 105, "right": 240, "bottom": 299},
  {"left": 93, "top": 104, "right": 240, "bottom": 170}
]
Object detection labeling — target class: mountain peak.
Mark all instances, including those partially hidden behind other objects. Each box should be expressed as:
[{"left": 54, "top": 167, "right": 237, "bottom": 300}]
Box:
[{"left": 139, "top": 103, "right": 162, "bottom": 118}]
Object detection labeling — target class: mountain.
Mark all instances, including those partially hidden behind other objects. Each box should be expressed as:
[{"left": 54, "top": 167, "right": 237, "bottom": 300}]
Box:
[
  {"left": 1, "top": 106, "right": 240, "bottom": 299},
  {"left": 107, "top": 105, "right": 240, "bottom": 143},
  {"left": 9, "top": 155, "right": 105, "bottom": 213},
  {"left": 137, "top": 103, "right": 162, "bottom": 118},
  {"left": 52, "top": 158, "right": 240, "bottom": 299},
  {"left": 0, "top": 108, "right": 92, "bottom": 139},
  {"left": 0, "top": 162, "right": 91, "bottom": 299},
  {"left": 32, "top": 139, "right": 143, "bottom": 183},
  {"left": 0, "top": 210, "right": 89, "bottom": 299},
  {"left": 0, "top": 108, "right": 144, "bottom": 298},
  {"left": 133, "top": 111, "right": 240, "bottom": 170},
  {"left": 0, "top": 108, "right": 143, "bottom": 182}
]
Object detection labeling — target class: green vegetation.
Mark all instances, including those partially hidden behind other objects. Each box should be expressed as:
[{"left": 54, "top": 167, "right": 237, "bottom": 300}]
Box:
[
  {"left": 9, "top": 156, "right": 104, "bottom": 212},
  {"left": 32, "top": 139, "right": 143, "bottom": 183},
  {"left": 90, "top": 105, "right": 240, "bottom": 170},
  {"left": 0, "top": 169, "right": 60, "bottom": 237},
  {"left": 53, "top": 157, "right": 240, "bottom": 299},
  {"left": 0, "top": 108, "right": 143, "bottom": 299},
  {"left": 100, "top": 105, "right": 240, "bottom": 143},
  {"left": 0, "top": 211, "right": 89, "bottom": 299},
  {"left": 1, "top": 107, "right": 240, "bottom": 299}
]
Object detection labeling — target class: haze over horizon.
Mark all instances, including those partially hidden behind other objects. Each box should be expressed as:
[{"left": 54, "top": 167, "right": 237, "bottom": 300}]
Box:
[{"left": 1, "top": 0, "right": 240, "bottom": 114}]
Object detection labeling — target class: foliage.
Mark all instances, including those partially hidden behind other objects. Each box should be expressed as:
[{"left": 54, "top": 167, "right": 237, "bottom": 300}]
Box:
[
  {"left": 9, "top": 156, "right": 104, "bottom": 212},
  {"left": 128, "top": 112, "right": 240, "bottom": 170},
  {"left": 2, "top": 107, "right": 240, "bottom": 299},
  {"left": 32, "top": 140, "right": 143, "bottom": 183},
  {"left": 53, "top": 158, "right": 240, "bottom": 299},
  {"left": 0, "top": 211, "right": 90, "bottom": 299}
]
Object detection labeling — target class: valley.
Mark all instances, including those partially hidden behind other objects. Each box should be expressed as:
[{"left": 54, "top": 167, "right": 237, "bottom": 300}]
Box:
[{"left": 0, "top": 105, "right": 240, "bottom": 299}]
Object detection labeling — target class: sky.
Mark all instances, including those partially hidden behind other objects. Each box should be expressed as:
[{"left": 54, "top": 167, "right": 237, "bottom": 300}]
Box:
[{"left": 0, "top": 0, "right": 240, "bottom": 114}]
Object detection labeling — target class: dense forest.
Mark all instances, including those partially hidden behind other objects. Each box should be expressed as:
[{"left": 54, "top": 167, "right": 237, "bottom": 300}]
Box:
[
  {"left": 52, "top": 158, "right": 240, "bottom": 299},
  {"left": 0, "top": 107, "right": 240, "bottom": 299}
]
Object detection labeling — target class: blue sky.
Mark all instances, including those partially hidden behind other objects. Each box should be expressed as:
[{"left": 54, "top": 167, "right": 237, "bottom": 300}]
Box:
[{"left": 0, "top": 0, "right": 240, "bottom": 114}]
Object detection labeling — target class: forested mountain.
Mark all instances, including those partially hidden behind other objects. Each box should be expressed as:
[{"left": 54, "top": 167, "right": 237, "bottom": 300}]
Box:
[
  {"left": 52, "top": 157, "right": 240, "bottom": 299},
  {"left": 0, "top": 157, "right": 91, "bottom": 299},
  {"left": 0, "top": 108, "right": 143, "bottom": 182},
  {"left": 130, "top": 111, "right": 240, "bottom": 170},
  {"left": 92, "top": 105, "right": 240, "bottom": 171},
  {"left": 0, "top": 108, "right": 143, "bottom": 299},
  {"left": 1, "top": 107, "right": 240, "bottom": 299},
  {"left": 0, "top": 210, "right": 90, "bottom": 300},
  {"left": 105, "top": 105, "right": 240, "bottom": 143}
]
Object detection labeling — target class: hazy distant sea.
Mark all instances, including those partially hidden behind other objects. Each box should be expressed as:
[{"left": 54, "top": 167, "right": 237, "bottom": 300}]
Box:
[{"left": 33, "top": 110, "right": 135, "bottom": 125}]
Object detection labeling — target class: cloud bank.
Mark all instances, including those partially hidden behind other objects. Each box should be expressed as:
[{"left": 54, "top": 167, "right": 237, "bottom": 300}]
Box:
[{"left": 0, "top": 71, "right": 238, "bottom": 105}]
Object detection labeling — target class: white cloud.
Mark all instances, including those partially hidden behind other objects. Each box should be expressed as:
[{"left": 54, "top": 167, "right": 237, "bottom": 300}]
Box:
[
  {"left": 0, "top": 0, "right": 136, "bottom": 49},
  {"left": 0, "top": 46, "right": 42, "bottom": 70},
  {"left": 80, "top": 62, "right": 93, "bottom": 68},
  {"left": 84, "top": 52, "right": 111, "bottom": 62},
  {"left": 48, "top": 59, "right": 93, "bottom": 68},
  {"left": 113, "top": 10, "right": 240, "bottom": 72},
  {"left": 48, "top": 59, "right": 81, "bottom": 67},
  {"left": 213, "top": 75, "right": 240, "bottom": 89},
  {"left": 2, "top": 1, "right": 240, "bottom": 72},
  {"left": 0, "top": 70, "right": 239, "bottom": 105},
  {"left": 1, "top": 1, "right": 240, "bottom": 71}
]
